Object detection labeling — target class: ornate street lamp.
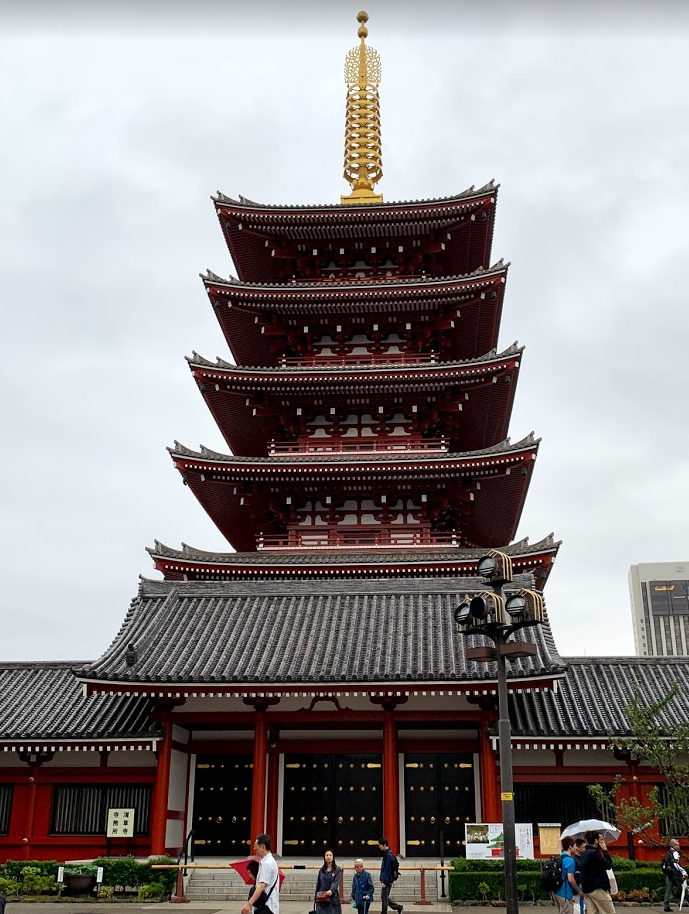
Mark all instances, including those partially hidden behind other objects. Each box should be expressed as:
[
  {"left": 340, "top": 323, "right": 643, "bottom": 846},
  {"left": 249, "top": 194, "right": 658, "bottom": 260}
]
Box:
[{"left": 454, "top": 551, "right": 545, "bottom": 914}]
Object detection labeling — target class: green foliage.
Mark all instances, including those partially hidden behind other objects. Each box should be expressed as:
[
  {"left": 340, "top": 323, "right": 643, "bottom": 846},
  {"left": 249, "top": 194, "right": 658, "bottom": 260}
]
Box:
[
  {"left": 19, "top": 866, "right": 58, "bottom": 896},
  {"left": 1, "top": 859, "right": 59, "bottom": 881},
  {"left": 97, "top": 884, "right": 116, "bottom": 899},
  {"left": 591, "top": 683, "right": 689, "bottom": 840},
  {"left": 64, "top": 863, "right": 98, "bottom": 876},
  {"left": 137, "top": 881, "right": 170, "bottom": 901},
  {"left": 451, "top": 857, "right": 541, "bottom": 872},
  {"left": 449, "top": 862, "right": 665, "bottom": 901},
  {"left": 91, "top": 855, "right": 176, "bottom": 894},
  {"left": 0, "top": 877, "right": 21, "bottom": 897}
]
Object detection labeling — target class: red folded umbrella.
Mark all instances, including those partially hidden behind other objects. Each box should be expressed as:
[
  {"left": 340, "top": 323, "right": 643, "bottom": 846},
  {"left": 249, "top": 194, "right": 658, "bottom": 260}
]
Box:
[{"left": 230, "top": 857, "right": 285, "bottom": 887}]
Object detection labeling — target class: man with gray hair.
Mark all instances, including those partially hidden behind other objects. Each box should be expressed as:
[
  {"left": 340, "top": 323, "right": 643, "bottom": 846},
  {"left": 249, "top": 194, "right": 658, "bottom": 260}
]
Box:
[
  {"left": 663, "top": 838, "right": 687, "bottom": 912},
  {"left": 351, "top": 859, "right": 374, "bottom": 914}
]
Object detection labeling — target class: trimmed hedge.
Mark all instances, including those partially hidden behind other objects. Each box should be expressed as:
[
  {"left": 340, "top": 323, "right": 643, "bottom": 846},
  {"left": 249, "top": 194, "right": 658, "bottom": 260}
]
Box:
[
  {"left": 0, "top": 856, "right": 176, "bottom": 897},
  {"left": 449, "top": 865, "right": 666, "bottom": 902}
]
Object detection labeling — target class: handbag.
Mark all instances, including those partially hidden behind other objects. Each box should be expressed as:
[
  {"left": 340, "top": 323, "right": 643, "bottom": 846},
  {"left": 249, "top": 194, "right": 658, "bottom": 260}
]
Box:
[
  {"left": 606, "top": 869, "right": 618, "bottom": 896},
  {"left": 254, "top": 875, "right": 279, "bottom": 911},
  {"left": 316, "top": 892, "right": 331, "bottom": 904}
]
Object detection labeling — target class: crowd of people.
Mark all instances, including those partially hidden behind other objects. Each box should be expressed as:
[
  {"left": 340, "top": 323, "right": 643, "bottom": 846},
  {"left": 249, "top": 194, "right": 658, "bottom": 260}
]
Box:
[
  {"left": 553, "top": 829, "right": 688, "bottom": 914},
  {"left": 242, "top": 834, "right": 403, "bottom": 914}
]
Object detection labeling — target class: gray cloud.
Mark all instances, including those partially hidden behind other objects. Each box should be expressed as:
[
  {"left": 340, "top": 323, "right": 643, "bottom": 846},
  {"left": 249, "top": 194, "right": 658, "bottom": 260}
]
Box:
[{"left": 2, "top": 2, "right": 688, "bottom": 660}]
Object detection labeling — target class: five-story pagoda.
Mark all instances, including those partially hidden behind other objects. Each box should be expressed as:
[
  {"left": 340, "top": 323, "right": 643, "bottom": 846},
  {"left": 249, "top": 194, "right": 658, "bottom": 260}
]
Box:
[{"left": 79, "top": 12, "right": 564, "bottom": 860}]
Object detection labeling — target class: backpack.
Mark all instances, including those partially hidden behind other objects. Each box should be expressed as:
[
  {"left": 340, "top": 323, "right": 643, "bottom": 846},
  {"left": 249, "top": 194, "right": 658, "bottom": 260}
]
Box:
[
  {"left": 539, "top": 855, "right": 564, "bottom": 892},
  {"left": 663, "top": 851, "right": 676, "bottom": 876},
  {"left": 389, "top": 853, "right": 400, "bottom": 883}
]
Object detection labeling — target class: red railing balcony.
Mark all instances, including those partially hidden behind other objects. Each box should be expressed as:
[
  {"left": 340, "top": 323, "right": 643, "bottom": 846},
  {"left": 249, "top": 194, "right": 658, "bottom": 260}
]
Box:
[
  {"left": 268, "top": 437, "right": 447, "bottom": 456},
  {"left": 257, "top": 527, "right": 463, "bottom": 551},
  {"left": 280, "top": 352, "right": 439, "bottom": 368}
]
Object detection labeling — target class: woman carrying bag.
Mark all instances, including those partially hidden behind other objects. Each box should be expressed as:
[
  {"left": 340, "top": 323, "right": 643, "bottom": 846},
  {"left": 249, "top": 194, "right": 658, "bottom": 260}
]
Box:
[{"left": 315, "top": 850, "right": 342, "bottom": 914}]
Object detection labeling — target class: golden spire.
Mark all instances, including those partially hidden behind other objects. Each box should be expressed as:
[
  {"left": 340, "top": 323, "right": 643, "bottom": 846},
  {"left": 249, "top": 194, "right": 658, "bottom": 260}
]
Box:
[{"left": 341, "top": 10, "right": 383, "bottom": 205}]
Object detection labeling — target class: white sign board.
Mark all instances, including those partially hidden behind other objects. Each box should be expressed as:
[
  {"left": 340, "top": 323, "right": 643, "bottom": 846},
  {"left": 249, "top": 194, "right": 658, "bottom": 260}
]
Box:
[
  {"left": 465, "top": 822, "right": 535, "bottom": 860},
  {"left": 106, "top": 807, "right": 135, "bottom": 838},
  {"left": 97, "top": 867, "right": 104, "bottom": 884}
]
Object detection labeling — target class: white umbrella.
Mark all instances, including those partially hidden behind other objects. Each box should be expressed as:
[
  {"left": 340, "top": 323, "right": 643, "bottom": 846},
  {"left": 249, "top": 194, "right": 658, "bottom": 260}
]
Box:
[
  {"left": 679, "top": 880, "right": 686, "bottom": 911},
  {"left": 561, "top": 819, "right": 621, "bottom": 843}
]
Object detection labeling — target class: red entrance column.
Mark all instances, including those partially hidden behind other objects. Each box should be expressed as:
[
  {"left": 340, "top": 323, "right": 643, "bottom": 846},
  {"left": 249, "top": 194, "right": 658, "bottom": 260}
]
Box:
[
  {"left": 382, "top": 709, "right": 400, "bottom": 851},
  {"left": 480, "top": 713, "right": 500, "bottom": 821},
  {"left": 266, "top": 734, "right": 280, "bottom": 846},
  {"left": 151, "top": 716, "right": 173, "bottom": 854},
  {"left": 250, "top": 708, "right": 268, "bottom": 844}
]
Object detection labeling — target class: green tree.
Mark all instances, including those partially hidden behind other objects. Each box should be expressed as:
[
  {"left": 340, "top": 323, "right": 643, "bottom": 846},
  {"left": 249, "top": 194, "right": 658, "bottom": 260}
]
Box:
[{"left": 588, "top": 683, "right": 689, "bottom": 845}]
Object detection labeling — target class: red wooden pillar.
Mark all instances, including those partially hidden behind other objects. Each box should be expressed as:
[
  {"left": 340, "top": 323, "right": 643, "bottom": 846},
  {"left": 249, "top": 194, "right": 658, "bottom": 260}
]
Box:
[
  {"left": 151, "top": 715, "right": 173, "bottom": 854},
  {"left": 266, "top": 732, "right": 280, "bottom": 847},
  {"left": 22, "top": 761, "right": 40, "bottom": 859},
  {"left": 383, "top": 709, "right": 400, "bottom": 851},
  {"left": 250, "top": 708, "right": 268, "bottom": 845},
  {"left": 480, "top": 714, "right": 500, "bottom": 821}
]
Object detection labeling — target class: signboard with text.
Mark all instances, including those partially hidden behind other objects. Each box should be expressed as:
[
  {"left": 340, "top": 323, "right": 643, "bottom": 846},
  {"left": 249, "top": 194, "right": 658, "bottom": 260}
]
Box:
[
  {"left": 106, "top": 807, "right": 135, "bottom": 838},
  {"left": 465, "top": 822, "right": 535, "bottom": 860}
]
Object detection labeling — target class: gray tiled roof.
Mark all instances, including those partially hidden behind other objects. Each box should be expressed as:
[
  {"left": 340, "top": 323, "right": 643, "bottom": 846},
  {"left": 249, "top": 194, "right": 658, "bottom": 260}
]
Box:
[
  {"left": 170, "top": 432, "right": 538, "bottom": 465},
  {"left": 213, "top": 182, "right": 498, "bottom": 212},
  {"left": 0, "top": 662, "right": 160, "bottom": 745},
  {"left": 77, "top": 576, "right": 565, "bottom": 689},
  {"left": 203, "top": 259, "right": 508, "bottom": 291},
  {"left": 509, "top": 656, "right": 689, "bottom": 738},
  {"left": 187, "top": 343, "right": 522, "bottom": 377},
  {"left": 148, "top": 534, "right": 559, "bottom": 566}
]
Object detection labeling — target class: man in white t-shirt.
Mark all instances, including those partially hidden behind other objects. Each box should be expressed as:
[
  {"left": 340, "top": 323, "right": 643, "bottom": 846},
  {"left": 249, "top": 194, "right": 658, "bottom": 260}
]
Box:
[{"left": 242, "top": 834, "right": 279, "bottom": 914}]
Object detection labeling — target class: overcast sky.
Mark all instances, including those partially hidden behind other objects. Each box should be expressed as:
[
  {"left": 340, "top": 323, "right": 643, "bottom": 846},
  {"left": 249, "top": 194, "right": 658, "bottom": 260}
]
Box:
[{"left": 2, "top": 0, "right": 688, "bottom": 661}]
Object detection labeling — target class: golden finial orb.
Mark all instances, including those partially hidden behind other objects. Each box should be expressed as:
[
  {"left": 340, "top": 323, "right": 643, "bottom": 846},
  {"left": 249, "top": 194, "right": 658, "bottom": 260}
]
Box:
[{"left": 340, "top": 10, "right": 383, "bottom": 205}]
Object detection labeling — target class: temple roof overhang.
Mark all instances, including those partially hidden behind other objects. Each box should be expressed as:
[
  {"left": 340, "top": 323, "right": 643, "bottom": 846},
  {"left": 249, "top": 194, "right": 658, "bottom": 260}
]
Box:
[
  {"left": 188, "top": 345, "right": 522, "bottom": 456},
  {"left": 507, "top": 656, "right": 689, "bottom": 747},
  {"left": 147, "top": 534, "right": 560, "bottom": 590},
  {"left": 76, "top": 575, "right": 565, "bottom": 696},
  {"left": 214, "top": 184, "right": 498, "bottom": 283},
  {"left": 169, "top": 435, "right": 538, "bottom": 551},
  {"left": 0, "top": 662, "right": 161, "bottom": 751},
  {"left": 204, "top": 264, "right": 507, "bottom": 366}
]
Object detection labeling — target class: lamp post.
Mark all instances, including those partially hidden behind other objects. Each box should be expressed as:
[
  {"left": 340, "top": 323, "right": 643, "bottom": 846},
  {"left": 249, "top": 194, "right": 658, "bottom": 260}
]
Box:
[{"left": 454, "top": 551, "right": 545, "bottom": 914}]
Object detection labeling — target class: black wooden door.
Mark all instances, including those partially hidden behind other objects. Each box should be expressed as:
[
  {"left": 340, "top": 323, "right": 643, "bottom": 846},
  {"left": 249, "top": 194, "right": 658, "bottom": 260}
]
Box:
[
  {"left": 404, "top": 753, "right": 475, "bottom": 857},
  {"left": 193, "top": 755, "right": 253, "bottom": 856},
  {"left": 282, "top": 753, "right": 382, "bottom": 856}
]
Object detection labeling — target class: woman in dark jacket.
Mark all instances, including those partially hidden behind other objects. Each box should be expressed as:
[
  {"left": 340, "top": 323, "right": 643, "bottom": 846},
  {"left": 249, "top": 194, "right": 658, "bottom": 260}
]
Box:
[{"left": 315, "top": 849, "right": 342, "bottom": 914}]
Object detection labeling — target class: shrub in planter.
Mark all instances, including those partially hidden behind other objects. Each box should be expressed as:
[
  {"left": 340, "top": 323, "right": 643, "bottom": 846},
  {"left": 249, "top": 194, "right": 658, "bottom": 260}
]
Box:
[
  {"left": 0, "top": 877, "right": 21, "bottom": 897},
  {"left": 93, "top": 855, "right": 144, "bottom": 891},
  {"left": 98, "top": 885, "right": 116, "bottom": 899},
  {"left": 3, "top": 860, "right": 59, "bottom": 881},
  {"left": 137, "top": 882, "right": 169, "bottom": 901},
  {"left": 21, "top": 866, "right": 58, "bottom": 896}
]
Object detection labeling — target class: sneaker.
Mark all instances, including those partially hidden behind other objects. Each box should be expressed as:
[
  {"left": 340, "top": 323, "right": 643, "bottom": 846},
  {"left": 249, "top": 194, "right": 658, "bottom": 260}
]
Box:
[{"left": 664, "top": 907, "right": 672, "bottom": 911}]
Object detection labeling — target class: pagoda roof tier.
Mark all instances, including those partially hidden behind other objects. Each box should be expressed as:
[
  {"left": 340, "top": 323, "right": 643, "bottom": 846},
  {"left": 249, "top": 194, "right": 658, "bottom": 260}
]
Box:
[
  {"left": 76, "top": 575, "right": 565, "bottom": 696},
  {"left": 188, "top": 344, "right": 522, "bottom": 456},
  {"left": 169, "top": 435, "right": 538, "bottom": 552},
  {"left": 213, "top": 183, "right": 498, "bottom": 283},
  {"left": 0, "top": 662, "right": 160, "bottom": 752},
  {"left": 147, "top": 534, "right": 560, "bottom": 590},
  {"left": 203, "top": 262, "right": 507, "bottom": 366}
]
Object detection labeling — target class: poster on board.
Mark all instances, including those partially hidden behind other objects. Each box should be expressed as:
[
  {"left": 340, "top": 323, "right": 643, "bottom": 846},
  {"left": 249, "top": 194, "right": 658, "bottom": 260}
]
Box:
[{"left": 465, "top": 823, "right": 535, "bottom": 860}]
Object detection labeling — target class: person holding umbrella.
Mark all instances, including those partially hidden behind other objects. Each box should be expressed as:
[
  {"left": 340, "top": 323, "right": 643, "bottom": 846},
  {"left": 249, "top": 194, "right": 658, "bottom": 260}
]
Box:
[{"left": 579, "top": 830, "right": 615, "bottom": 914}]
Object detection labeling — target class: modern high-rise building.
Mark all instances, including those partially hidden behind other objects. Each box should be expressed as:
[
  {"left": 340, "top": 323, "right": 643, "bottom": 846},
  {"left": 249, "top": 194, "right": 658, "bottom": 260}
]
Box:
[{"left": 629, "top": 562, "right": 689, "bottom": 656}]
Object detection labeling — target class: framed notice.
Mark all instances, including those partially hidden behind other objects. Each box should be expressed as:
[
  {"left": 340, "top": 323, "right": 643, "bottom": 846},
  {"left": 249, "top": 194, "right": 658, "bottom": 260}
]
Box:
[
  {"left": 538, "top": 824, "right": 562, "bottom": 857},
  {"left": 465, "top": 822, "right": 535, "bottom": 860},
  {"left": 106, "top": 807, "right": 135, "bottom": 838}
]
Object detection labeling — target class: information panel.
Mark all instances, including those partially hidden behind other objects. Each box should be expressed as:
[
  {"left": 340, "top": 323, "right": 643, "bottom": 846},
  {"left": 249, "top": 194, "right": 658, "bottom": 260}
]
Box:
[
  {"left": 106, "top": 807, "right": 135, "bottom": 838},
  {"left": 465, "top": 822, "right": 534, "bottom": 860}
]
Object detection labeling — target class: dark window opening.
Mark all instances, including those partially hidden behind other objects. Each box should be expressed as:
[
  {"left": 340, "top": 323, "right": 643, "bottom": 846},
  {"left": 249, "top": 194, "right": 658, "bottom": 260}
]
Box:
[
  {"left": 0, "top": 784, "right": 13, "bottom": 835},
  {"left": 50, "top": 784, "right": 151, "bottom": 835}
]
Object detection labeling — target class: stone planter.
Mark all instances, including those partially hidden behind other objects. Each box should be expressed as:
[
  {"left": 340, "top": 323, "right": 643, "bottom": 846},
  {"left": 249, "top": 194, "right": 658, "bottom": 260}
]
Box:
[{"left": 64, "top": 874, "right": 97, "bottom": 896}]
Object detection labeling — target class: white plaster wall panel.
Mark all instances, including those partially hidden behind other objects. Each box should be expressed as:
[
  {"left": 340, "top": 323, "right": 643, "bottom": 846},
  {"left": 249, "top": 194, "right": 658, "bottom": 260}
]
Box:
[
  {"left": 166, "top": 818, "right": 184, "bottom": 850},
  {"left": 47, "top": 753, "right": 101, "bottom": 768},
  {"left": 168, "top": 748, "right": 188, "bottom": 811},
  {"left": 510, "top": 748, "right": 555, "bottom": 766},
  {"left": 563, "top": 749, "right": 620, "bottom": 767}
]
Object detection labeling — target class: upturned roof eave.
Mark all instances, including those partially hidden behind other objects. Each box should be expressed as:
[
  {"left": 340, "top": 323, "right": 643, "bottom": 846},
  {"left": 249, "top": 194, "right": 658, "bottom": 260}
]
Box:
[{"left": 212, "top": 181, "right": 499, "bottom": 215}]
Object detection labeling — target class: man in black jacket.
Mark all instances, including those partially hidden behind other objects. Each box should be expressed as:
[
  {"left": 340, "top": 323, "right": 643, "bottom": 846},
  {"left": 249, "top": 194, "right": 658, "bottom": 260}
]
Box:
[{"left": 579, "top": 830, "right": 615, "bottom": 914}]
